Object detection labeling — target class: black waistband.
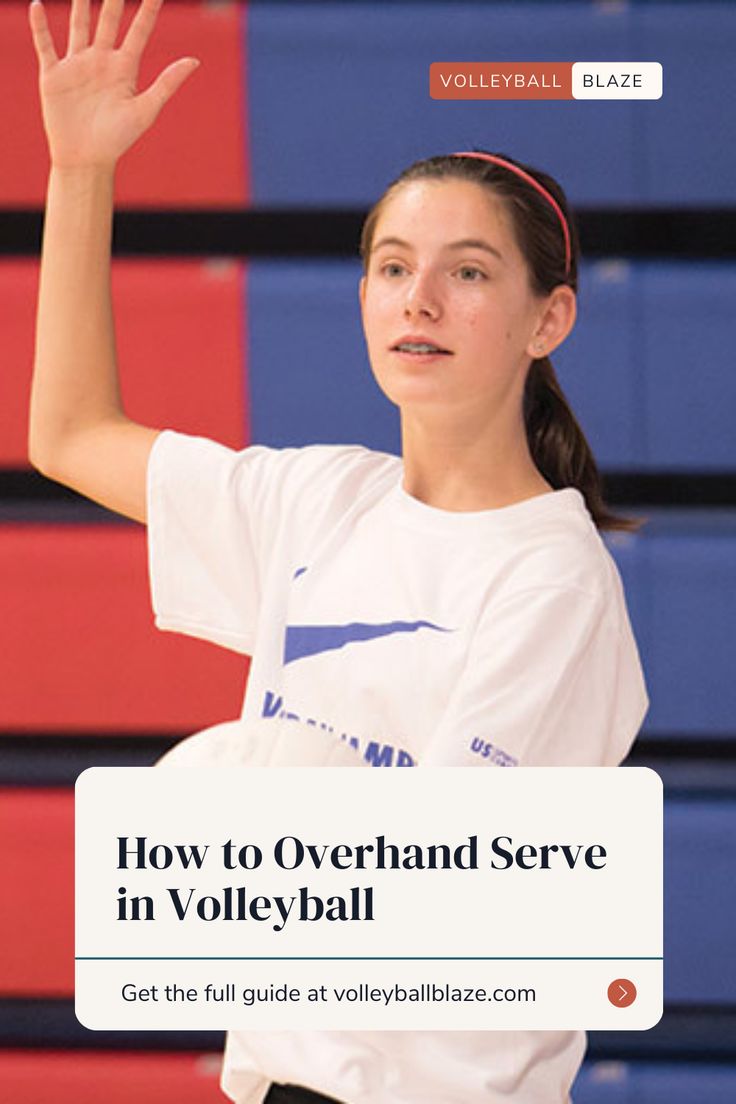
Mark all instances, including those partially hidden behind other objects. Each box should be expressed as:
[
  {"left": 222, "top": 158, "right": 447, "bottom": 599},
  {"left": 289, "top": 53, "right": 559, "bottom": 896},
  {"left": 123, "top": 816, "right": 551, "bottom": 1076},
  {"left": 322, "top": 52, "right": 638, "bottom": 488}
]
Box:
[{"left": 264, "top": 1083, "right": 346, "bottom": 1104}]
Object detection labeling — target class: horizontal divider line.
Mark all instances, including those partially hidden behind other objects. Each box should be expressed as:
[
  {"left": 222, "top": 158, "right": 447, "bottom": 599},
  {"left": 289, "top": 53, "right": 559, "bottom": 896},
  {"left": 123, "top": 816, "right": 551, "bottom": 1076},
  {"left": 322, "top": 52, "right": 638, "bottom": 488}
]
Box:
[
  {"left": 75, "top": 956, "right": 663, "bottom": 961},
  {"left": 2, "top": 208, "right": 736, "bottom": 259}
]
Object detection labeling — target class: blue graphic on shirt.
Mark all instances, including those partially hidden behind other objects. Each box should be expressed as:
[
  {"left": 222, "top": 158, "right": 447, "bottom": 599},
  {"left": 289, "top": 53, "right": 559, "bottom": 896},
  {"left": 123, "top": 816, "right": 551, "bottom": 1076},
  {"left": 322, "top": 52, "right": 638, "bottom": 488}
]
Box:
[
  {"left": 261, "top": 690, "right": 415, "bottom": 767},
  {"left": 284, "top": 620, "right": 449, "bottom": 665},
  {"left": 292, "top": 566, "right": 308, "bottom": 580}
]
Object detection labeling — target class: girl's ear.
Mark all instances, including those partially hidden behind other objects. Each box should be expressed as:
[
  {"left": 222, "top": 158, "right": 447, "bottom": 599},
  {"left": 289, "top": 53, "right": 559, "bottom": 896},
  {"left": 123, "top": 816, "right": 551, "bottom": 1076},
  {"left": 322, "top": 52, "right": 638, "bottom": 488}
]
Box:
[
  {"left": 526, "top": 285, "right": 577, "bottom": 359},
  {"left": 358, "top": 275, "right": 367, "bottom": 311}
]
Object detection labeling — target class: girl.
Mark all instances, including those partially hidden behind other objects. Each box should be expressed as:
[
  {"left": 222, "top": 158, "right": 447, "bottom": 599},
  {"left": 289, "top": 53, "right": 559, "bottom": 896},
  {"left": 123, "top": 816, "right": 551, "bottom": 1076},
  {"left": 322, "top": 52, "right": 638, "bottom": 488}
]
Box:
[{"left": 29, "top": 1, "right": 647, "bottom": 1101}]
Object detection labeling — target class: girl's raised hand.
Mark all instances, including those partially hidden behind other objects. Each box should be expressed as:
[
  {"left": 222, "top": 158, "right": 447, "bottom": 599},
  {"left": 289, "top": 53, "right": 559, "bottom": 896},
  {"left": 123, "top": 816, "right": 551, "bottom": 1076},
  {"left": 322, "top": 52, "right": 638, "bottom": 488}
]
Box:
[{"left": 29, "top": 0, "right": 199, "bottom": 170}]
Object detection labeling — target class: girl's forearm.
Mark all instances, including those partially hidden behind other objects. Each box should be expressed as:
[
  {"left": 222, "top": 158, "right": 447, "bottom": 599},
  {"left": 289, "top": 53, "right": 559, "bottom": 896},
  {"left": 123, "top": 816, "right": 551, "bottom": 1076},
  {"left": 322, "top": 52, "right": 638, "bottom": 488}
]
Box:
[{"left": 29, "top": 163, "right": 127, "bottom": 478}]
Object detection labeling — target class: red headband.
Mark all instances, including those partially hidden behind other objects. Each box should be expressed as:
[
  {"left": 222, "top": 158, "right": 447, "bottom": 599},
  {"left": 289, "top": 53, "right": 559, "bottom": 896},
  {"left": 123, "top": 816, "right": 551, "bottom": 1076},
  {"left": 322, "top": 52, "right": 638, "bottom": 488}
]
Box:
[{"left": 451, "top": 151, "right": 572, "bottom": 277}]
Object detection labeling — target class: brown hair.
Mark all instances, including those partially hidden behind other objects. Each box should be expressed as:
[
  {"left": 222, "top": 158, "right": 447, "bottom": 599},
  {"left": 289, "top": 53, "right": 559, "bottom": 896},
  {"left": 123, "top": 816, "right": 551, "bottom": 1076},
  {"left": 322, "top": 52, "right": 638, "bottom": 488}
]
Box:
[{"left": 359, "top": 151, "right": 637, "bottom": 532}]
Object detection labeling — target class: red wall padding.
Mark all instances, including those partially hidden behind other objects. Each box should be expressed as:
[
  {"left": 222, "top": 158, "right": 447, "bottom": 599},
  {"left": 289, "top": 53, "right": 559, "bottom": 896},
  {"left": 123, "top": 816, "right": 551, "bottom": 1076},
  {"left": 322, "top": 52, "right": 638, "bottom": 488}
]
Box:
[
  {"left": 1, "top": 1, "right": 247, "bottom": 207},
  {"left": 1, "top": 259, "right": 247, "bottom": 468},
  {"left": 0, "top": 525, "right": 247, "bottom": 732},
  {"left": 0, "top": 789, "right": 74, "bottom": 995},
  {"left": 0, "top": 1050, "right": 225, "bottom": 1103}
]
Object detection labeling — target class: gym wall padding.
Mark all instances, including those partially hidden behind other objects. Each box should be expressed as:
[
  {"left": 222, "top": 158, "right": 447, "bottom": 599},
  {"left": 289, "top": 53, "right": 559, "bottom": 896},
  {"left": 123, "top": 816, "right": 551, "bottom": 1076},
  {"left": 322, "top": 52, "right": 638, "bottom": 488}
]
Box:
[
  {"left": 246, "top": 259, "right": 736, "bottom": 472},
  {"left": 561, "top": 262, "right": 736, "bottom": 472},
  {"left": 638, "top": 520, "right": 736, "bottom": 736},
  {"left": 664, "top": 799, "right": 736, "bottom": 1004},
  {"left": 0, "top": 2, "right": 247, "bottom": 207},
  {"left": 0, "top": 526, "right": 247, "bottom": 732},
  {"left": 246, "top": 2, "right": 736, "bottom": 207},
  {"left": 0, "top": 1050, "right": 224, "bottom": 1104},
  {"left": 575, "top": 1061, "right": 736, "bottom": 1104},
  {"left": 639, "top": 264, "right": 736, "bottom": 471},
  {"left": 1, "top": 789, "right": 73, "bottom": 995},
  {"left": 608, "top": 518, "right": 736, "bottom": 737},
  {"left": 247, "top": 260, "right": 400, "bottom": 456},
  {"left": 0, "top": 252, "right": 250, "bottom": 733},
  {"left": 1, "top": 259, "right": 247, "bottom": 467}
]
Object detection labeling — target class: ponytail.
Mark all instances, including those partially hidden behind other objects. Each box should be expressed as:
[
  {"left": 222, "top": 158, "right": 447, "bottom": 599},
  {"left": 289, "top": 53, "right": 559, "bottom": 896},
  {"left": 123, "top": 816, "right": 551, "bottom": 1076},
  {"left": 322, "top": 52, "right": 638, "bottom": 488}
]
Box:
[{"left": 524, "top": 358, "right": 639, "bottom": 533}]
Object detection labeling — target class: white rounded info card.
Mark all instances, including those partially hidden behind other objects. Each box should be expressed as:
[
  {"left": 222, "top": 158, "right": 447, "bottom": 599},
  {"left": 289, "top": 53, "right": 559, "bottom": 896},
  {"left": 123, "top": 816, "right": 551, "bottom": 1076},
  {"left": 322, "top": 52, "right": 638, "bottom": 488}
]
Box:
[{"left": 75, "top": 728, "right": 662, "bottom": 1031}]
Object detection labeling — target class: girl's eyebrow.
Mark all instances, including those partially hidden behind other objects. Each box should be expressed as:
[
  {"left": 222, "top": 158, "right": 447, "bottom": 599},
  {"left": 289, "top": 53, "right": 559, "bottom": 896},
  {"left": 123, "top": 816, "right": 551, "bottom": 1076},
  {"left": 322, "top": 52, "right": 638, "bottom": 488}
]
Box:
[
  {"left": 372, "top": 236, "right": 504, "bottom": 261},
  {"left": 447, "top": 238, "right": 504, "bottom": 262},
  {"left": 371, "top": 236, "right": 413, "bottom": 254}
]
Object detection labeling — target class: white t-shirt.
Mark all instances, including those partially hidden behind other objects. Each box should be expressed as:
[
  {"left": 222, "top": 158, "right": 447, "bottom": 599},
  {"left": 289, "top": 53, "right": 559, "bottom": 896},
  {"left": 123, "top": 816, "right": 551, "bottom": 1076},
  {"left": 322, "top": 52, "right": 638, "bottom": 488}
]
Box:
[{"left": 147, "top": 429, "right": 648, "bottom": 1104}]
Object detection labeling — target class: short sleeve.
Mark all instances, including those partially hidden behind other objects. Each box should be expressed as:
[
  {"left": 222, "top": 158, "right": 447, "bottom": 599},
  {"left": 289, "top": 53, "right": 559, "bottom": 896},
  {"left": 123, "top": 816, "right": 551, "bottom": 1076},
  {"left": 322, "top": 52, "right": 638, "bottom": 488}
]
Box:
[
  {"left": 420, "top": 585, "right": 648, "bottom": 768},
  {"left": 146, "top": 430, "right": 399, "bottom": 656},
  {"left": 147, "top": 430, "right": 271, "bottom": 654}
]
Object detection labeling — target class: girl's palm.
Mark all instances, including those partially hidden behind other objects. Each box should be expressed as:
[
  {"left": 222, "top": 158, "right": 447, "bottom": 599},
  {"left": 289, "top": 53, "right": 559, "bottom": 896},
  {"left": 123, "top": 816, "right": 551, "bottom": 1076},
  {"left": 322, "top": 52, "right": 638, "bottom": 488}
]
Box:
[{"left": 29, "top": 0, "right": 199, "bottom": 169}]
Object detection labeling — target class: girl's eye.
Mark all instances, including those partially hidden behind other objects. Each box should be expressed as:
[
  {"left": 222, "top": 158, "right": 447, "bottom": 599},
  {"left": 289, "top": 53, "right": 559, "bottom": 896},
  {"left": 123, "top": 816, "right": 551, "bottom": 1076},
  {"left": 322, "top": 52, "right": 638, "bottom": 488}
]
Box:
[
  {"left": 380, "top": 262, "right": 406, "bottom": 277},
  {"left": 456, "top": 265, "right": 486, "bottom": 281}
]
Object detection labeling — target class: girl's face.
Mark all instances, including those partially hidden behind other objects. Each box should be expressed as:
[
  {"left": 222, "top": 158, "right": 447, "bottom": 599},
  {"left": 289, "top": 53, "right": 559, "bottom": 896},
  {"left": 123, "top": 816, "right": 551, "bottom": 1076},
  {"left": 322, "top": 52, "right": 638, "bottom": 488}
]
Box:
[{"left": 359, "top": 178, "right": 553, "bottom": 418}]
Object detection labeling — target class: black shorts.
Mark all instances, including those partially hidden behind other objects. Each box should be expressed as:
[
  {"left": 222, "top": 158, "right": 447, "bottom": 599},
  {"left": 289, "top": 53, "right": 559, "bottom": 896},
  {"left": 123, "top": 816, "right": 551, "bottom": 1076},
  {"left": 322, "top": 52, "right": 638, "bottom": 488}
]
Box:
[{"left": 264, "top": 1083, "right": 346, "bottom": 1104}]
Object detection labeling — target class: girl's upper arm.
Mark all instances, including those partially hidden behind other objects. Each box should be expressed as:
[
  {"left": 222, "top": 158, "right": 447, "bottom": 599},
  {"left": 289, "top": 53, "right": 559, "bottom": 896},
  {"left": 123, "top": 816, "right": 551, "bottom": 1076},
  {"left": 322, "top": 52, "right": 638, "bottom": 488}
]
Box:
[{"left": 37, "top": 418, "right": 161, "bottom": 524}]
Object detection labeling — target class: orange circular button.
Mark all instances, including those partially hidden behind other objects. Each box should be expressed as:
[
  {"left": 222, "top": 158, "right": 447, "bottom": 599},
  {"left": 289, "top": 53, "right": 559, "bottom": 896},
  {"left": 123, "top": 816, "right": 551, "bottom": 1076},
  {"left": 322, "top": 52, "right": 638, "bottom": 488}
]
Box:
[{"left": 607, "top": 978, "right": 637, "bottom": 1007}]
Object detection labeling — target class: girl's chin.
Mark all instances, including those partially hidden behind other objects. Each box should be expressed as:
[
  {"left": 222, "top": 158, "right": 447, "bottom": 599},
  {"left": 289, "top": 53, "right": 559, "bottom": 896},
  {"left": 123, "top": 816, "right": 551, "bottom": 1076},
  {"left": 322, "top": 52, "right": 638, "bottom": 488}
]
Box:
[{"left": 372, "top": 373, "right": 452, "bottom": 408}]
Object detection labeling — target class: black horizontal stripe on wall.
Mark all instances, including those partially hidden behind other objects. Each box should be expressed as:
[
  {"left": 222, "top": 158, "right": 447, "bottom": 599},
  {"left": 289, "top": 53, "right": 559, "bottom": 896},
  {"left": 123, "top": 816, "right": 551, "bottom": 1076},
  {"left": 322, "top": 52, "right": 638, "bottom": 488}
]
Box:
[
  {"left": 0, "top": 470, "right": 122, "bottom": 522},
  {"left": 3, "top": 471, "right": 736, "bottom": 515},
  {"left": 1, "top": 468, "right": 736, "bottom": 514},
  {"left": 2, "top": 734, "right": 736, "bottom": 790},
  {"left": 0, "top": 997, "right": 222, "bottom": 1051},
  {"left": 588, "top": 1006, "right": 736, "bottom": 1063},
  {"left": 1, "top": 998, "right": 734, "bottom": 1060},
  {"left": 0, "top": 734, "right": 182, "bottom": 785},
  {"left": 625, "top": 742, "right": 736, "bottom": 800},
  {"left": 602, "top": 474, "right": 736, "bottom": 509},
  {"left": 2, "top": 209, "right": 736, "bottom": 259}
]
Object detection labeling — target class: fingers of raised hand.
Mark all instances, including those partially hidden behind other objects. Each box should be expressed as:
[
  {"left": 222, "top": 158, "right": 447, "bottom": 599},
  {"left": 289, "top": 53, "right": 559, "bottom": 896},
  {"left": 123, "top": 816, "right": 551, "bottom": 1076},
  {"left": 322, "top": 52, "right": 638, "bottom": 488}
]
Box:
[
  {"left": 96, "top": 0, "right": 164, "bottom": 58},
  {"left": 94, "top": 0, "right": 125, "bottom": 51},
  {"left": 30, "top": 0, "right": 165, "bottom": 71},
  {"left": 28, "top": 1, "right": 59, "bottom": 71},
  {"left": 121, "top": 0, "right": 165, "bottom": 60},
  {"left": 66, "top": 0, "right": 90, "bottom": 55}
]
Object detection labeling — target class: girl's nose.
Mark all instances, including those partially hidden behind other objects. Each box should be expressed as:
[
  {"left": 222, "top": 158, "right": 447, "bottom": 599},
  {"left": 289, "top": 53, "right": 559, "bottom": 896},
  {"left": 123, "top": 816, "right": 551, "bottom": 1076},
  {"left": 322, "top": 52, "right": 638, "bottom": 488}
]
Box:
[{"left": 403, "top": 273, "right": 441, "bottom": 321}]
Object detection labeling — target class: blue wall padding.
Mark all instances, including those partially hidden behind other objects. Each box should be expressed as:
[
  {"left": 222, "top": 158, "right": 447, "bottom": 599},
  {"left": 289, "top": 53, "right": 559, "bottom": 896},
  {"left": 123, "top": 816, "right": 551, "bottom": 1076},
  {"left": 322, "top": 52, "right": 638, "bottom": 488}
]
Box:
[
  {"left": 247, "top": 260, "right": 401, "bottom": 454},
  {"left": 642, "top": 264, "right": 736, "bottom": 470},
  {"left": 556, "top": 261, "right": 643, "bottom": 470},
  {"left": 247, "top": 3, "right": 736, "bottom": 206},
  {"left": 664, "top": 799, "right": 736, "bottom": 1003},
  {"left": 575, "top": 1061, "right": 736, "bottom": 1103},
  {"left": 637, "top": 5, "right": 736, "bottom": 205},
  {"left": 247, "top": 2, "right": 635, "bottom": 206},
  {"left": 604, "top": 528, "right": 651, "bottom": 684},
  {"left": 606, "top": 513, "right": 736, "bottom": 737},
  {"left": 561, "top": 261, "right": 736, "bottom": 470},
  {"left": 247, "top": 260, "right": 736, "bottom": 470},
  {"left": 643, "top": 520, "right": 736, "bottom": 735}
]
